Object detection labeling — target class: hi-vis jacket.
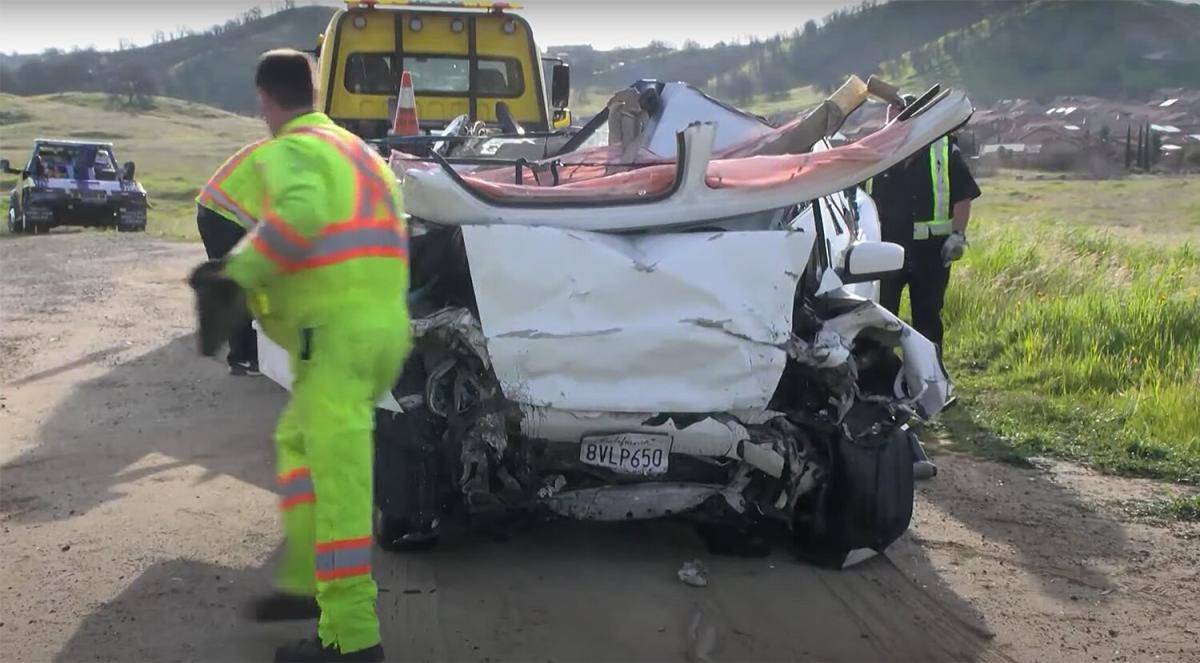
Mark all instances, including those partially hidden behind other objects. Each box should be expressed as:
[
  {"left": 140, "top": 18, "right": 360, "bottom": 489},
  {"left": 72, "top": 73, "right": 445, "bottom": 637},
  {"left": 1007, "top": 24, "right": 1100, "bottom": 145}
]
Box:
[{"left": 222, "top": 112, "right": 410, "bottom": 352}]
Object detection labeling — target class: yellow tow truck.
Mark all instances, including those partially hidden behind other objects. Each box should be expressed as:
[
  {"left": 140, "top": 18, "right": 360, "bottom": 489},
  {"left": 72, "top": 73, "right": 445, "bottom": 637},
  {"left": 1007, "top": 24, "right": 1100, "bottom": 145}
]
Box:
[{"left": 311, "top": 0, "right": 571, "bottom": 139}]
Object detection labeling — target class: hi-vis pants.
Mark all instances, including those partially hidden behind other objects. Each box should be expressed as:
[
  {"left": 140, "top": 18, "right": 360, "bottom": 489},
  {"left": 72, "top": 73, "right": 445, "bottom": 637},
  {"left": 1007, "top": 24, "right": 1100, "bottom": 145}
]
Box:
[{"left": 273, "top": 319, "right": 409, "bottom": 654}]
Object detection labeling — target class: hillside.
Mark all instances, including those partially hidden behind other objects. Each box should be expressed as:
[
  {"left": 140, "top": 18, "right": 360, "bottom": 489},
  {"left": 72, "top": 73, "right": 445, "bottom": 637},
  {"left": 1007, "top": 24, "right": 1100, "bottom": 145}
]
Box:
[
  {"left": 558, "top": 0, "right": 1200, "bottom": 110},
  {"left": 0, "top": 93, "right": 264, "bottom": 237},
  {"left": 880, "top": 0, "right": 1200, "bottom": 102},
  {"left": 0, "top": 6, "right": 334, "bottom": 115},
  {"left": 1, "top": 1, "right": 1197, "bottom": 118}
]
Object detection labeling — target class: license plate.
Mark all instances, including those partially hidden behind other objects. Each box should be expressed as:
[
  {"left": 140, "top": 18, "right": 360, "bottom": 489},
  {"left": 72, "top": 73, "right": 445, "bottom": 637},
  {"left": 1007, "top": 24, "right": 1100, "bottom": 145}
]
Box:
[{"left": 579, "top": 434, "right": 671, "bottom": 476}]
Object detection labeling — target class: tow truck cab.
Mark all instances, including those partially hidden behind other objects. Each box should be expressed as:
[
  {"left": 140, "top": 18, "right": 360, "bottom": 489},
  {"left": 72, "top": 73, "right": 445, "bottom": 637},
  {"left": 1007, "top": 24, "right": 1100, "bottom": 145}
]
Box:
[{"left": 315, "top": 0, "right": 571, "bottom": 140}]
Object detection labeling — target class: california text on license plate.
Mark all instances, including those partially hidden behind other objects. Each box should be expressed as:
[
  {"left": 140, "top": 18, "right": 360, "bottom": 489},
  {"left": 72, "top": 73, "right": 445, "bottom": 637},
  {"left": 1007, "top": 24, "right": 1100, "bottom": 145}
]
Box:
[{"left": 579, "top": 434, "right": 671, "bottom": 476}]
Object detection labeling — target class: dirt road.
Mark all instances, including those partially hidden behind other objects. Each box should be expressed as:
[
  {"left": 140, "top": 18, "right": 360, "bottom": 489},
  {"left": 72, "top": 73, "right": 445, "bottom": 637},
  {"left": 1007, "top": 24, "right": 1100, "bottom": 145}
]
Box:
[{"left": 1, "top": 233, "right": 1196, "bottom": 662}]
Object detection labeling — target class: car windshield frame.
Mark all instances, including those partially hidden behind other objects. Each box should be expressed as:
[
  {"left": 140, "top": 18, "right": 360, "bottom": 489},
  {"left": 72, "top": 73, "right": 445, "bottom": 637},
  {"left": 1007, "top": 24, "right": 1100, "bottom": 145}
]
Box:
[{"left": 31, "top": 143, "right": 119, "bottom": 179}]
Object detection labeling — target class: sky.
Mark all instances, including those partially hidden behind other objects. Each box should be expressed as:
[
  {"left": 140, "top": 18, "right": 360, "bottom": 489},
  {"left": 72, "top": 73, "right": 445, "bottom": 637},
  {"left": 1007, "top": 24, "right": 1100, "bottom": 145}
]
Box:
[{"left": 0, "top": 0, "right": 859, "bottom": 54}]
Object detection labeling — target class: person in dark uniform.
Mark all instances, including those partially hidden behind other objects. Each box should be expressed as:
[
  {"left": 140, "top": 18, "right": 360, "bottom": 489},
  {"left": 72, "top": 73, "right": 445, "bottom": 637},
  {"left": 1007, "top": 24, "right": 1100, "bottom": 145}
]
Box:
[{"left": 868, "top": 97, "right": 981, "bottom": 360}]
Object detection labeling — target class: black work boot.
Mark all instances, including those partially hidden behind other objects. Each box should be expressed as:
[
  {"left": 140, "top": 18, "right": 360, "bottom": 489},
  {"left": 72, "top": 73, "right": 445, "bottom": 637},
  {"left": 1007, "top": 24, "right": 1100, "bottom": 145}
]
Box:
[
  {"left": 248, "top": 592, "right": 320, "bottom": 622},
  {"left": 273, "top": 638, "right": 384, "bottom": 662}
]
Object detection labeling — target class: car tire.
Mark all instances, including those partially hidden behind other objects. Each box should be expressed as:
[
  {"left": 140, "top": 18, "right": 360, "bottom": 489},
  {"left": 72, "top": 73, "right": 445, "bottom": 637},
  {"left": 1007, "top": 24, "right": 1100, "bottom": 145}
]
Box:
[
  {"left": 374, "top": 508, "right": 440, "bottom": 552},
  {"left": 7, "top": 206, "right": 20, "bottom": 234}
]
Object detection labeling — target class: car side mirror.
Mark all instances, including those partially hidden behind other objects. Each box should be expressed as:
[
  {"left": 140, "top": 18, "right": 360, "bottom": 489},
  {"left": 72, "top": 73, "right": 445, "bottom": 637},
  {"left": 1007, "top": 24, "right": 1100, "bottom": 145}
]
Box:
[
  {"left": 840, "top": 241, "right": 904, "bottom": 283},
  {"left": 551, "top": 63, "right": 570, "bottom": 110},
  {"left": 122, "top": 161, "right": 136, "bottom": 180},
  {"left": 0, "top": 159, "right": 18, "bottom": 176}
]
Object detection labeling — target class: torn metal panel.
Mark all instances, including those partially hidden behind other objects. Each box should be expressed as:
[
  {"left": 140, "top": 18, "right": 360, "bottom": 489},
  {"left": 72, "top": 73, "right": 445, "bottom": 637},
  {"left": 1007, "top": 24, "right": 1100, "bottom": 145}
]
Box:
[
  {"left": 789, "top": 297, "right": 950, "bottom": 420},
  {"left": 640, "top": 83, "right": 775, "bottom": 158},
  {"left": 462, "top": 225, "right": 813, "bottom": 412}
]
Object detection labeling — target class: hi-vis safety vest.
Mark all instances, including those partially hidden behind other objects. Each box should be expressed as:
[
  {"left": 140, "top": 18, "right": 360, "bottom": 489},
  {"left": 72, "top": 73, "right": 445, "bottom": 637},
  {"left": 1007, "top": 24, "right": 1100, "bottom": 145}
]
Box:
[
  {"left": 865, "top": 136, "right": 952, "bottom": 241},
  {"left": 223, "top": 113, "right": 409, "bottom": 345},
  {"left": 196, "top": 139, "right": 268, "bottom": 230}
]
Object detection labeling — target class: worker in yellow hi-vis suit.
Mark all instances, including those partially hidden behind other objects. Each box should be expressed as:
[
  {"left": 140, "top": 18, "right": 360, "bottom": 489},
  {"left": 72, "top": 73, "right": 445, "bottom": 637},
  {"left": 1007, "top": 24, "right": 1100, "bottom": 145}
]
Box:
[{"left": 188, "top": 49, "right": 409, "bottom": 663}]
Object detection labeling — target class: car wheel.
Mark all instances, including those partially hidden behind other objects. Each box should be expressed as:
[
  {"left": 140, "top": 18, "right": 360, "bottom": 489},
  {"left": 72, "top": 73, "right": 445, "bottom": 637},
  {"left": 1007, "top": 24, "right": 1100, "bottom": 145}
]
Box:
[
  {"left": 7, "top": 206, "right": 19, "bottom": 234},
  {"left": 374, "top": 507, "right": 440, "bottom": 552}
]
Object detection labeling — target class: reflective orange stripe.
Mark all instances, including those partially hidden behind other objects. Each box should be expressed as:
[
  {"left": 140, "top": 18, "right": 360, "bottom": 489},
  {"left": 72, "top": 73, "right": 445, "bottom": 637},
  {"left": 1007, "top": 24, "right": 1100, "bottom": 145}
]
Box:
[
  {"left": 315, "top": 537, "right": 372, "bottom": 581},
  {"left": 252, "top": 215, "right": 406, "bottom": 273},
  {"left": 210, "top": 139, "right": 267, "bottom": 188},
  {"left": 288, "top": 126, "right": 401, "bottom": 221},
  {"left": 199, "top": 184, "right": 256, "bottom": 227},
  {"left": 278, "top": 468, "right": 315, "bottom": 511},
  {"left": 202, "top": 139, "right": 268, "bottom": 227}
]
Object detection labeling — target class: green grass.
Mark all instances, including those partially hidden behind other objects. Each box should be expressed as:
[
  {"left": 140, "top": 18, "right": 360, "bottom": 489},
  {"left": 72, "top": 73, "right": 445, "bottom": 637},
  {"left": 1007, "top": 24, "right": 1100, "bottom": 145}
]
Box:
[
  {"left": 936, "top": 175, "right": 1200, "bottom": 483},
  {"left": 742, "top": 85, "right": 826, "bottom": 117},
  {"left": 0, "top": 92, "right": 263, "bottom": 240},
  {"left": 1116, "top": 493, "right": 1200, "bottom": 524}
]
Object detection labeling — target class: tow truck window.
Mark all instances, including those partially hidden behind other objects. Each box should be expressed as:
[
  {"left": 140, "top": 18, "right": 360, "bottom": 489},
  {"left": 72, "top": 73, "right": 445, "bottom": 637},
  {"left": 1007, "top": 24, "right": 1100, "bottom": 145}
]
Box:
[{"left": 344, "top": 53, "right": 523, "bottom": 97}]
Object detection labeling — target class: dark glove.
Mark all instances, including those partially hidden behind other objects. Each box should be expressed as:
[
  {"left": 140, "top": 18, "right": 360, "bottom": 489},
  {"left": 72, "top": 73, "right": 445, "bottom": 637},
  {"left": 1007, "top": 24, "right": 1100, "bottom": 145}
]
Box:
[{"left": 187, "top": 260, "right": 247, "bottom": 357}]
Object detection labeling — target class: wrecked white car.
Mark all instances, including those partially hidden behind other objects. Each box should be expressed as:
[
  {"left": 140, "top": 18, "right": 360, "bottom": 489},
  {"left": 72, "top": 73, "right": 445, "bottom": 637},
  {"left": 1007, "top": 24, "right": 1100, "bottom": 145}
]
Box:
[{"left": 259, "top": 77, "right": 970, "bottom": 567}]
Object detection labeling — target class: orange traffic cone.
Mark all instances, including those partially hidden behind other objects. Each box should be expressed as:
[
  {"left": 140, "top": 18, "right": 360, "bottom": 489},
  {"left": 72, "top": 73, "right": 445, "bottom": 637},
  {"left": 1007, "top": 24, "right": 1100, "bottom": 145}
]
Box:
[{"left": 391, "top": 70, "right": 419, "bottom": 136}]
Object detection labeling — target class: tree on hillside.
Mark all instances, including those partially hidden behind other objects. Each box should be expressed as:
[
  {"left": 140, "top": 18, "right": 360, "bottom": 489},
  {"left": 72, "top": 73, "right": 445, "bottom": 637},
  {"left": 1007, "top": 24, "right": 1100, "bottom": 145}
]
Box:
[
  {"left": 1125, "top": 125, "right": 1133, "bottom": 170},
  {"left": 108, "top": 63, "right": 157, "bottom": 109}
]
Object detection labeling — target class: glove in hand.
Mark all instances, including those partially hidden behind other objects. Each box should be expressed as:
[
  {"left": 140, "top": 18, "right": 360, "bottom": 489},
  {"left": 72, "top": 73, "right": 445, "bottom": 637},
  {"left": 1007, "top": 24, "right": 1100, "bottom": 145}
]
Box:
[
  {"left": 187, "top": 260, "right": 247, "bottom": 357},
  {"left": 941, "top": 231, "right": 968, "bottom": 266}
]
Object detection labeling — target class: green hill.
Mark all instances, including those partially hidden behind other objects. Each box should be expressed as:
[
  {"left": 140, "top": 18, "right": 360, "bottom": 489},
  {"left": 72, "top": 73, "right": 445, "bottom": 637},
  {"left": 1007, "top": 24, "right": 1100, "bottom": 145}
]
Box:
[
  {"left": 1, "top": 1, "right": 1196, "bottom": 118},
  {"left": 0, "top": 93, "right": 264, "bottom": 238},
  {"left": 0, "top": 6, "right": 334, "bottom": 115},
  {"left": 559, "top": 0, "right": 1199, "bottom": 110},
  {"left": 880, "top": 0, "right": 1200, "bottom": 102}
]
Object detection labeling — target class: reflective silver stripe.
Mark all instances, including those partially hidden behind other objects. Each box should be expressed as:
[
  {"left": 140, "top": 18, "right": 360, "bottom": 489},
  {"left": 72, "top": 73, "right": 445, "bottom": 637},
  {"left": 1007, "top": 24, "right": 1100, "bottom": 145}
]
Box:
[
  {"left": 913, "top": 221, "right": 953, "bottom": 240},
  {"left": 279, "top": 473, "right": 314, "bottom": 499},
  {"left": 254, "top": 220, "right": 310, "bottom": 265},
  {"left": 315, "top": 545, "right": 371, "bottom": 573},
  {"left": 930, "top": 136, "right": 950, "bottom": 222},
  {"left": 308, "top": 227, "right": 407, "bottom": 261},
  {"left": 201, "top": 185, "right": 256, "bottom": 228}
]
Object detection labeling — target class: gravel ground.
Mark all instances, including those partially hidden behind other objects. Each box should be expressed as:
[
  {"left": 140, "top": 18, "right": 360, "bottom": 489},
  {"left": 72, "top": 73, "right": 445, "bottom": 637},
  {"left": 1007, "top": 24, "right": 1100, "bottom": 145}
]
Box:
[{"left": 1, "top": 231, "right": 1195, "bottom": 662}]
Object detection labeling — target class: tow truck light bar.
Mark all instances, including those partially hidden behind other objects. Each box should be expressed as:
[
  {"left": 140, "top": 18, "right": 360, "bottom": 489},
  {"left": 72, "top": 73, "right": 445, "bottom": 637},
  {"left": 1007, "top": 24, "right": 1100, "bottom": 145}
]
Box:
[{"left": 349, "top": 0, "right": 522, "bottom": 10}]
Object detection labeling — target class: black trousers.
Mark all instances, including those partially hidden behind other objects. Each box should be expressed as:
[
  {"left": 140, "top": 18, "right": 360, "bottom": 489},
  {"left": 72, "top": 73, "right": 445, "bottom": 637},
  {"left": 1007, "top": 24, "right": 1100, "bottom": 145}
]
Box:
[
  {"left": 880, "top": 237, "right": 951, "bottom": 355},
  {"left": 196, "top": 205, "right": 257, "bottom": 366}
]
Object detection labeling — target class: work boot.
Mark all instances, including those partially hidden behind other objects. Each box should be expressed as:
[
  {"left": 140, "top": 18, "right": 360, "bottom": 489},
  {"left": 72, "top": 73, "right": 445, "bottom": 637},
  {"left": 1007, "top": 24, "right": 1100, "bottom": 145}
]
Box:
[
  {"left": 229, "top": 360, "right": 261, "bottom": 377},
  {"left": 273, "top": 638, "right": 384, "bottom": 663},
  {"left": 248, "top": 592, "right": 320, "bottom": 622}
]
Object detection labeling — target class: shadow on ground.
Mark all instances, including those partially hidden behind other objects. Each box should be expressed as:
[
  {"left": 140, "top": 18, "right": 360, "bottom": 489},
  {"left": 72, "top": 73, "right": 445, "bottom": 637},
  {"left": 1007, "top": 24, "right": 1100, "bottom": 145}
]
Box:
[
  {"left": 918, "top": 404, "right": 1130, "bottom": 604},
  {"left": 54, "top": 555, "right": 290, "bottom": 662},
  {"left": 15, "top": 332, "right": 1115, "bottom": 662},
  {"left": 1, "top": 334, "right": 284, "bottom": 525}
]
